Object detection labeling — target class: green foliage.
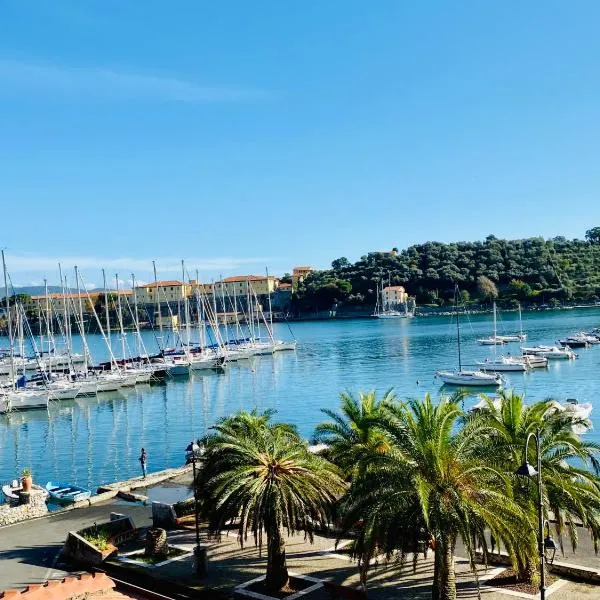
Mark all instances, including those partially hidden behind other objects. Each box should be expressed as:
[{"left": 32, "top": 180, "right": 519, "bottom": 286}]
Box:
[
  {"left": 470, "top": 391, "right": 600, "bottom": 579},
  {"left": 477, "top": 275, "right": 499, "bottom": 300},
  {"left": 331, "top": 257, "right": 350, "bottom": 271},
  {"left": 81, "top": 530, "right": 112, "bottom": 551},
  {"left": 293, "top": 233, "right": 600, "bottom": 310},
  {"left": 459, "top": 289, "right": 470, "bottom": 304},
  {"left": 21, "top": 468, "right": 32, "bottom": 477},
  {"left": 198, "top": 409, "right": 346, "bottom": 592},
  {"left": 585, "top": 226, "right": 600, "bottom": 244},
  {"left": 333, "top": 393, "right": 535, "bottom": 596}
]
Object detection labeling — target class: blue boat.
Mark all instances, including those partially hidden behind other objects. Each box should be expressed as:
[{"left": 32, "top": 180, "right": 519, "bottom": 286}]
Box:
[{"left": 45, "top": 481, "right": 91, "bottom": 504}]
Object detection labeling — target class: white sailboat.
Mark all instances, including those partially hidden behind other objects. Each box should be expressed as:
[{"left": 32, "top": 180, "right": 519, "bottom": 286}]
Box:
[
  {"left": 476, "top": 303, "right": 528, "bottom": 372},
  {"left": 436, "top": 287, "right": 503, "bottom": 387},
  {"left": 0, "top": 251, "right": 49, "bottom": 413},
  {"left": 373, "top": 276, "right": 413, "bottom": 319}
]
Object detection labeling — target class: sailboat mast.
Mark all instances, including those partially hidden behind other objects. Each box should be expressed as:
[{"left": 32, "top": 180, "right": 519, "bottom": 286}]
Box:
[
  {"left": 2, "top": 250, "right": 15, "bottom": 391},
  {"left": 132, "top": 273, "right": 141, "bottom": 358},
  {"left": 74, "top": 266, "right": 89, "bottom": 372},
  {"left": 266, "top": 267, "right": 274, "bottom": 333},
  {"left": 102, "top": 269, "right": 111, "bottom": 353},
  {"left": 115, "top": 273, "right": 126, "bottom": 361},
  {"left": 455, "top": 286, "right": 462, "bottom": 371},
  {"left": 181, "top": 260, "right": 191, "bottom": 353},
  {"left": 153, "top": 260, "right": 163, "bottom": 345}
]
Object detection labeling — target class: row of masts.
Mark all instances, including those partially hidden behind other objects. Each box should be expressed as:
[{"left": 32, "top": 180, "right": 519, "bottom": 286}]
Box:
[{"left": 1, "top": 255, "right": 295, "bottom": 414}]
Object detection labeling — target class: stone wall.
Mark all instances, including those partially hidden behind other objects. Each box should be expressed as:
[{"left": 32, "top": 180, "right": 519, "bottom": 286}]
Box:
[{"left": 0, "top": 490, "right": 48, "bottom": 527}]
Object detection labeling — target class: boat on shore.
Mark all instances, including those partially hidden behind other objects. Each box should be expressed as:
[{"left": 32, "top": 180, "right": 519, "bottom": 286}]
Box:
[
  {"left": 45, "top": 481, "right": 91, "bottom": 504},
  {"left": 2, "top": 481, "right": 49, "bottom": 505}
]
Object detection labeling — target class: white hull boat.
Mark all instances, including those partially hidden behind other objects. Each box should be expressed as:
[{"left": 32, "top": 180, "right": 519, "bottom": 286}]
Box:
[
  {"left": 476, "top": 357, "right": 529, "bottom": 372},
  {"left": 47, "top": 382, "right": 82, "bottom": 400},
  {"left": 496, "top": 334, "right": 527, "bottom": 342},
  {"left": 523, "top": 355, "right": 548, "bottom": 369},
  {"left": 189, "top": 355, "right": 222, "bottom": 371},
  {"left": 273, "top": 340, "right": 297, "bottom": 352},
  {"left": 477, "top": 336, "right": 506, "bottom": 346},
  {"left": 1, "top": 389, "right": 49, "bottom": 412},
  {"left": 436, "top": 369, "right": 503, "bottom": 386},
  {"left": 167, "top": 360, "right": 191, "bottom": 376}
]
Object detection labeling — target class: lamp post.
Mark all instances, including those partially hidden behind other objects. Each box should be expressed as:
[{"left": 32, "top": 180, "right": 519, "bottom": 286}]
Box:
[
  {"left": 189, "top": 442, "right": 206, "bottom": 577},
  {"left": 515, "top": 428, "right": 546, "bottom": 600}
]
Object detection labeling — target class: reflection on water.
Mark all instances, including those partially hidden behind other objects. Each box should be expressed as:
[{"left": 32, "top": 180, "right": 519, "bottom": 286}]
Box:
[{"left": 1, "top": 312, "right": 600, "bottom": 490}]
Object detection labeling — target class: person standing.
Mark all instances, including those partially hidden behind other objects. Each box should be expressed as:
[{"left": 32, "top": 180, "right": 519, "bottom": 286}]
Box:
[{"left": 139, "top": 448, "right": 147, "bottom": 478}]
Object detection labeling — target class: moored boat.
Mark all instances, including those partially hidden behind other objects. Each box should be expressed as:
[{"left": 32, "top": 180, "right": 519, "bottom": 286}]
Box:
[{"left": 45, "top": 481, "right": 91, "bottom": 504}]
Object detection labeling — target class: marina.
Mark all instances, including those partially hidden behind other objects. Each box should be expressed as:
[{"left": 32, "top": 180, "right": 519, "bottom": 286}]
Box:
[{"left": 1, "top": 307, "right": 600, "bottom": 495}]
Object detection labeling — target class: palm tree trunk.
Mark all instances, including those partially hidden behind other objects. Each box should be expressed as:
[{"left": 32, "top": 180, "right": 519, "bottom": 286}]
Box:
[
  {"left": 266, "top": 523, "right": 288, "bottom": 592},
  {"left": 436, "top": 535, "right": 456, "bottom": 600},
  {"left": 432, "top": 539, "right": 442, "bottom": 600}
]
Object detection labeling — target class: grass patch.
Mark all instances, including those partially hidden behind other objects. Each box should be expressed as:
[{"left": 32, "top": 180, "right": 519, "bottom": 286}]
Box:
[
  {"left": 81, "top": 530, "right": 112, "bottom": 551},
  {"left": 128, "top": 546, "right": 188, "bottom": 564}
]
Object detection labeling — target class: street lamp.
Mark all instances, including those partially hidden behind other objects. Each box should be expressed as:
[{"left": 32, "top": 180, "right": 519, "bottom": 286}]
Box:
[
  {"left": 515, "top": 428, "right": 546, "bottom": 600},
  {"left": 188, "top": 441, "right": 206, "bottom": 577}
]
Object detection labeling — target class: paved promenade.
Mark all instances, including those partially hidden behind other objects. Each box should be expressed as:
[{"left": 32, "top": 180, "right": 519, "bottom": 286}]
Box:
[{"left": 1, "top": 471, "right": 599, "bottom": 598}]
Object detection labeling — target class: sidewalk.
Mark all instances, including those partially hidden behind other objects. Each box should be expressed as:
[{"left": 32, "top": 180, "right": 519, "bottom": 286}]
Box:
[{"left": 0, "top": 473, "right": 193, "bottom": 591}]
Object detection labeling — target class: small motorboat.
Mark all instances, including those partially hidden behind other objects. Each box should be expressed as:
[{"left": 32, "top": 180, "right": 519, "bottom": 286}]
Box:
[
  {"left": 2, "top": 480, "right": 49, "bottom": 506},
  {"left": 45, "top": 481, "right": 91, "bottom": 504},
  {"left": 558, "top": 338, "right": 589, "bottom": 349}
]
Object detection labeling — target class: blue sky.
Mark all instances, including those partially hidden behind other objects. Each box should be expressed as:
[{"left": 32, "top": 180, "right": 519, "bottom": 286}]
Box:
[{"left": 1, "top": 1, "right": 600, "bottom": 287}]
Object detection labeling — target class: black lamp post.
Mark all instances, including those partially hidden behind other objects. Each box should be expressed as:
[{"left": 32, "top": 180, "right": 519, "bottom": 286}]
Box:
[
  {"left": 515, "top": 428, "right": 546, "bottom": 600},
  {"left": 190, "top": 442, "right": 206, "bottom": 577}
]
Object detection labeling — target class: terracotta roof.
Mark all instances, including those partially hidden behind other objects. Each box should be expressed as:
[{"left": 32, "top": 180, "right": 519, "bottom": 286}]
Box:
[
  {"left": 293, "top": 266, "right": 313, "bottom": 270},
  {"left": 279, "top": 283, "right": 292, "bottom": 289},
  {"left": 383, "top": 286, "right": 405, "bottom": 291},
  {"left": 0, "top": 573, "right": 118, "bottom": 600},
  {"left": 136, "top": 280, "right": 184, "bottom": 288}
]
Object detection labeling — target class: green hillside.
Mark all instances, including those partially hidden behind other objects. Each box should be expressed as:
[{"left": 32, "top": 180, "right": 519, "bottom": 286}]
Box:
[{"left": 294, "top": 230, "right": 600, "bottom": 311}]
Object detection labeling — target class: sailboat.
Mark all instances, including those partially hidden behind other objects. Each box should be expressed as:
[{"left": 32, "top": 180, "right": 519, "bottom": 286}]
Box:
[
  {"left": 0, "top": 251, "right": 49, "bottom": 413},
  {"left": 436, "top": 287, "right": 503, "bottom": 387},
  {"left": 373, "top": 276, "right": 413, "bottom": 319},
  {"left": 476, "top": 303, "right": 529, "bottom": 372}
]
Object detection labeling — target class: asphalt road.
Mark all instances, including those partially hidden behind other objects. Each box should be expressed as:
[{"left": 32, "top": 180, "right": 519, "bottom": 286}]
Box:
[{"left": 0, "top": 475, "right": 192, "bottom": 592}]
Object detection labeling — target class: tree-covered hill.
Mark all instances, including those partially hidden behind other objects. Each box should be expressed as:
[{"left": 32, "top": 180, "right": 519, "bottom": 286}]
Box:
[{"left": 294, "top": 230, "right": 600, "bottom": 311}]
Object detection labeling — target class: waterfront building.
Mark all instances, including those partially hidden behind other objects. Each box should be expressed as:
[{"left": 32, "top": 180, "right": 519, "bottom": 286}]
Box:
[
  {"left": 292, "top": 266, "right": 313, "bottom": 290},
  {"left": 382, "top": 285, "right": 408, "bottom": 306},
  {"left": 213, "top": 275, "right": 279, "bottom": 298},
  {"left": 133, "top": 280, "right": 191, "bottom": 305}
]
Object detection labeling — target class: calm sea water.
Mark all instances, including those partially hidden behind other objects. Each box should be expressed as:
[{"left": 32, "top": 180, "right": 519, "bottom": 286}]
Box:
[{"left": 1, "top": 309, "right": 599, "bottom": 491}]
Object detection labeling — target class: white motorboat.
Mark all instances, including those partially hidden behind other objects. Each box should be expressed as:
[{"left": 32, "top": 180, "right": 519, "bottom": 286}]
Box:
[
  {"left": 477, "top": 336, "right": 506, "bottom": 346},
  {"left": 548, "top": 399, "right": 593, "bottom": 434},
  {"left": 523, "top": 355, "right": 548, "bottom": 369},
  {"left": 476, "top": 356, "right": 529, "bottom": 372},
  {"left": 530, "top": 346, "right": 576, "bottom": 360},
  {"left": 273, "top": 340, "right": 297, "bottom": 352},
  {"left": 436, "top": 369, "right": 503, "bottom": 386}
]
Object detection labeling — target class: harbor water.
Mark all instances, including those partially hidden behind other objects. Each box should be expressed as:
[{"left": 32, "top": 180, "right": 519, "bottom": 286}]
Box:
[{"left": 1, "top": 308, "right": 599, "bottom": 491}]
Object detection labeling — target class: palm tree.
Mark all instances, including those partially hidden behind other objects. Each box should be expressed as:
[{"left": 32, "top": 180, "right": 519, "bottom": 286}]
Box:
[
  {"left": 198, "top": 409, "right": 346, "bottom": 593},
  {"left": 337, "top": 393, "right": 535, "bottom": 600},
  {"left": 473, "top": 390, "right": 600, "bottom": 582},
  {"left": 313, "top": 389, "right": 396, "bottom": 476}
]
